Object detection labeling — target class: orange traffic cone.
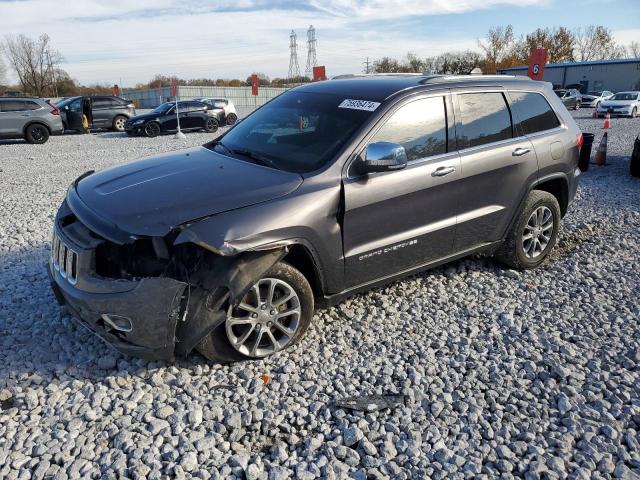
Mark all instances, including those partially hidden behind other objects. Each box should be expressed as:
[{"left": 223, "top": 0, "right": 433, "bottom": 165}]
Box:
[
  {"left": 593, "top": 132, "right": 608, "bottom": 166},
  {"left": 603, "top": 112, "right": 611, "bottom": 129}
]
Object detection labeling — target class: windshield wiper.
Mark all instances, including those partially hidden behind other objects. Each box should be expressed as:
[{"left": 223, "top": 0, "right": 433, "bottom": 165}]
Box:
[{"left": 227, "top": 148, "right": 280, "bottom": 170}]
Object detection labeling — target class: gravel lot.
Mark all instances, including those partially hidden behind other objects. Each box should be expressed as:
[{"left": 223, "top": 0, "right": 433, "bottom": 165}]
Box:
[{"left": 1, "top": 112, "right": 639, "bottom": 480}]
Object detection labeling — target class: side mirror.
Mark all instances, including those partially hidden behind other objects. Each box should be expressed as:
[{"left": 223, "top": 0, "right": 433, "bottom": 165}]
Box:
[{"left": 363, "top": 142, "right": 408, "bottom": 173}]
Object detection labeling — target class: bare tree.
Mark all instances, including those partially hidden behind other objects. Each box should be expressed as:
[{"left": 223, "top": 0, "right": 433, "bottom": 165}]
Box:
[
  {"left": 0, "top": 56, "right": 6, "bottom": 85},
  {"left": 574, "top": 25, "right": 623, "bottom": 61},
  {"left": 478, "top": 25, "right": 514, "bottom": 73},
  {"left": 627, "top": 41, "right": 640, "bottom": 58},
  {"left": 424, "top": 51, "right": 483, "bottom": 75},
  {"left": 3, "top": 34, "right": 63, "bottom": 96}
]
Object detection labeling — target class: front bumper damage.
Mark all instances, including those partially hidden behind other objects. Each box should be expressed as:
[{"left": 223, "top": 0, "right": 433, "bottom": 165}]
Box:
[
  {"left": 50, "top": 267, "right": 186, "bottom": 360},
  {"left": 48, "top": 197, "right": 286, "bottom": 361}
]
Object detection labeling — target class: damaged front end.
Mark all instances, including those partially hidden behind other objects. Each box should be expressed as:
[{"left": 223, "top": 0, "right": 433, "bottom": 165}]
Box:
[{"left": 49, "top": 198, "right": 285, "bottom": 361}]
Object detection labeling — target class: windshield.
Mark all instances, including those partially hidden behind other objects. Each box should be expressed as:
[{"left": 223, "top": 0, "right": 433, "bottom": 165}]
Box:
[
  {"left": 588, "top": 91, "right": 602, "bottom": 96},
  {"left": 554, "top": 90, "right": 566, "bottom": 97},
  {"left": 610, "top": 93, "right": 638, "bottom": 101},
  {"left": 208, "top": 91, "right": 375, "bottom": 173},
  {"left": 152, "top": 102, "right": 174, "bottom": 114}
]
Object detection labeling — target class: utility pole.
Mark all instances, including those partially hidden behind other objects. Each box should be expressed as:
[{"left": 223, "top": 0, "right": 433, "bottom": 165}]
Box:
[{"left": 363, "top": 57, "right": 371, "bottom": 74}]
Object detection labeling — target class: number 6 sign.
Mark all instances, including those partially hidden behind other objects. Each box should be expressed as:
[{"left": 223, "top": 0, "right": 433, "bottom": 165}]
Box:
[{"left": 528, "top": 49, "right": 547, "bottom": 81}]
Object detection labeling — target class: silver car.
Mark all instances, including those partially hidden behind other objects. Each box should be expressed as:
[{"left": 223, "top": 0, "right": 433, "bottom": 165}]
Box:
[
  {"left": 581, "top": 90, "right": 614, "bottom": 108},
  {"left": 596, "top": 91, "right": 640, "bottom": 118},
  {"left": 0, "top": 97, "right": 64, "bottom": 144},
  {"left": 193, "top": 97, "right": 238, "bottom": 125}
]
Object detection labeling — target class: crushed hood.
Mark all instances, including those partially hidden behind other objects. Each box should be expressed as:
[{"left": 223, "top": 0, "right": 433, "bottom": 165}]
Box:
[{"left": 74, "top": 146, "right": 303, "bottom": 237}]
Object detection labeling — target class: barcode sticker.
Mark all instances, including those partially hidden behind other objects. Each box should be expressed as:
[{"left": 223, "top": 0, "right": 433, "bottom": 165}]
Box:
[{"left": 338, "top": 99, "right": 381, "bottom": 112}]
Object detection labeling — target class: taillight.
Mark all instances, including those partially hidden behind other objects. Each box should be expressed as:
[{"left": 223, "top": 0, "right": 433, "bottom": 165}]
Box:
[
  {"left": 576, "top": 132, "right": 583, "bottom": 150},
  {"left": 50, "top": 105, "right": 60, "bottom": 116}
]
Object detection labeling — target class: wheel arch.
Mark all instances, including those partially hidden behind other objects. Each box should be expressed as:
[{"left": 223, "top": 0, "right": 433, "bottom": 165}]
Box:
[
  {"left": 23, "top": 121, "right": 51, "bottom": 136},
  {"left": 533, "top": 175, "right": 569, "bottom": 217}
]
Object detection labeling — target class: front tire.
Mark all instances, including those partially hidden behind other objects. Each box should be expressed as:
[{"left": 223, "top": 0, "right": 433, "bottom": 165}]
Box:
[
  {"left": 495, "top": 190, "right": 561, "bottom": 270},
  {"left": 196, "top": 262, "right": 314, "bottom": 363},
  {"left": 25, "top": 124, "right": 50, "bottom": 144},
  {"left": 144, "top": 122, "right": 161, "bottom": 138},
  {"left": 203, "top": 117, "right": 219, "bottom": 133},
  {"left": 631, "top": 107, "right": 637, "bottom": 118}
]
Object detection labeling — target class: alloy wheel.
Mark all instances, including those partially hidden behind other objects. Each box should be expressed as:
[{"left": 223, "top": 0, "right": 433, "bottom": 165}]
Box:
[
  {"left": 145, "top": 123, "right": 160, "bottom": 137},
  {"left": 226, "top": 278, "right": 301, "bottom": 358},
  {"left": 114, "top": 117, "right": 126, "bottom": 131},
  {"left": 31, "top": 127, "right": 45, "bottom": 142},
  {"left": 522, "top": 206, "right": 554, "bottom": 259}
]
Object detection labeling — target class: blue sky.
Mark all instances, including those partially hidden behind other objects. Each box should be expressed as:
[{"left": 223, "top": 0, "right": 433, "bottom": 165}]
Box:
[{"left": 1, "top": 0, "right": 638, "bottom": 86}]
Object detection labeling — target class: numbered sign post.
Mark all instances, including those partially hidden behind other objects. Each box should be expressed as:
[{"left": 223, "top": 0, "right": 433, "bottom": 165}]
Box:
[{"left": 528, "top": 48, "right": 547, "bottom": 81}]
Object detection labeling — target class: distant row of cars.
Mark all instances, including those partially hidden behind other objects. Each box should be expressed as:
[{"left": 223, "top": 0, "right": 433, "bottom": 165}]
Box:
[
  {"left": 554, "top": 89, "right": 640, "bottom": 117},
  {"left": 0, "top": 95, "right": 238, "bottom": 143}
]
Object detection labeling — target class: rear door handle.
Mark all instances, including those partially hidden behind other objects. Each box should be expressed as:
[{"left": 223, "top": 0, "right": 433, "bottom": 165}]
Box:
[
  {"left": 512, "top": 148, "right": 531, "bottom": 156},
  {"left": 431, "top": 166, "right": 456, "bottom": 177}
]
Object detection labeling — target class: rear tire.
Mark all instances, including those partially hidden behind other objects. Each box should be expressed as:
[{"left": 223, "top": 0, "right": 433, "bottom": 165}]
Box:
[
  {"left": 25, "top": 124, "right": 50, "bottom": 144},
  {"left": 196, "top": 262, "right": 314, "bottom": 363},
  {"left": 495, "top": 190, "right": 561, "bottom": 270},
  {"left": 112, "top": 115, "right": 127, "bottom": 132},
  {"left": 144, "top": 122, "right": 161, "bottom": 138},
  {"left": 226, "top": 113, "right": 238, "bottom": 125}
]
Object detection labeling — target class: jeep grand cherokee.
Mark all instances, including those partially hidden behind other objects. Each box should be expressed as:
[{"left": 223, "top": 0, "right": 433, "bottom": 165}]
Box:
[{"left": 49, "top": 74, "right": 582, "bottom": 362}]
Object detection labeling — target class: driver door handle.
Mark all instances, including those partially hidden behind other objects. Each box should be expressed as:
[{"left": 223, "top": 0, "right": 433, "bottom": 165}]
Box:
[
  {"left": 512, "top": 147, "right": 531, "bottom": 156},
  {"left": 431, "top": 166, "right": 456, "bottom": 177}
]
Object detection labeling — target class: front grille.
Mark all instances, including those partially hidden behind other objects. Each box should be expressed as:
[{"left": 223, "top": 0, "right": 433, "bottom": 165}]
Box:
[{"left": 51, "top": 230, "right": 78, "bottom": 285}]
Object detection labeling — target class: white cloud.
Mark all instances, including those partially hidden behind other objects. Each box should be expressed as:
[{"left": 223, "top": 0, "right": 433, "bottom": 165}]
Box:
[{"left": 0, "top": 0, "right": 543, "bottom": 85}]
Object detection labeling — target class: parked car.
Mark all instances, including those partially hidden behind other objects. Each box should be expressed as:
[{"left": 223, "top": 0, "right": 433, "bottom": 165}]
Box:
[
  {"left": 554, "top": 89, "right": 581, "bottom": 110},
  {"left": 580, "top": 90, "right": 614, "bottom": 108},
  {"left": 596, "top": 91, "right": 640, "bottom": 118},
  {"left": 49, "top": 74, "right": 581, "bottom": 362},
  {"left": 0, "top": 97, "right": 63, "bottom": 144},
  {"left": 125, "top": 101, "right": 222, "bottom": 137},
  {"left": 193, "top": 97, "right": 238, "bottom": 125},
  {"left": 56, "top": 96, "right": 136, "bottom": 132}
]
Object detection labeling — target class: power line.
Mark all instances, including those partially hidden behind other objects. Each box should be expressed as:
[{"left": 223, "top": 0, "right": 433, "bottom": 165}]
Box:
[
  {"left": 305, "top": 25, "right": 317, "bottom": 78},
  {"left": 288, "top": 30, "right": 300, "bottom": 80}
]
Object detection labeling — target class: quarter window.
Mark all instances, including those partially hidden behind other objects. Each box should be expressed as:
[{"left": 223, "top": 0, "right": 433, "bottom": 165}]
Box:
[
  {"left": 457, "top": 93, "right": 512, "bottom": 149},
  {"left": 369, "top": 96, "right": 447, "bottom": 162},
  {"left": 509, "top": 91, "right": 560, "bottom": 135},
  {"left": 0, "top": 100, "right": 37, "bottom": 112}
]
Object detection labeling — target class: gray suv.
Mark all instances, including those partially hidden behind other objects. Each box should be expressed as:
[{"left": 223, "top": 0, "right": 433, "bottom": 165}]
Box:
[
  {"left": 49, "top": 74, "right": 582, "bottom": 362},
  {"left": 0, "top": 98, "right": 64, "bottom": 143}
]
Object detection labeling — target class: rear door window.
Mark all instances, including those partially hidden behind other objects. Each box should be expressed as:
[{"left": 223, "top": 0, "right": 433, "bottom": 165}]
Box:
[
  {"left": 456, "top": 92, "right": 513, "bottom": 149},
  {"left": 91, "top": 98, "right": 110, "bottom": 109},
  {"left": 368, "top": 96, "right": 448, "bottom": 161},
  {"left": 509, "top": 91, "right": 560, "bottom": 135}
]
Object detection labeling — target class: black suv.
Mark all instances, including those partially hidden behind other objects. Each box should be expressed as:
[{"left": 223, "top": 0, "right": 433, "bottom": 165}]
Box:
[
  {"left": 50, "top": 75, "right": 582, "bottom": 362},
  {"left": 125, "top": 101, "right": 222, "bottom": 137},
  {"left": 56, "top": 96, "right": 136, "bottom": 132}
]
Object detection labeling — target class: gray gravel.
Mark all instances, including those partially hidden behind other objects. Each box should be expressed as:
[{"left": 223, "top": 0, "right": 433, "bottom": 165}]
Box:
[{"left": 1, "top": 112, "right": 639, "bottom": 479}]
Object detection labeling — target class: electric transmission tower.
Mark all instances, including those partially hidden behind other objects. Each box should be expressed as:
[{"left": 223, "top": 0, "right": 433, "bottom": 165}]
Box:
[
  {"left": 288, "top": 30, "right": 300, "bottom": 81},
  {"left": 305, "top": 25, "right": 317, "bottom": 78}
]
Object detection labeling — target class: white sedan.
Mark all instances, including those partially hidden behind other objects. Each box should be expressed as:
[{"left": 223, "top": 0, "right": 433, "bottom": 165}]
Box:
[
  {"left": 580, "top": 90, "right": 614, "bottom": 108},
  {"left": 596, "top": 91, "right": 640, "bottom": 118},
  {"left": 193, "top": 97, "right": 238, "bottom": 125}
]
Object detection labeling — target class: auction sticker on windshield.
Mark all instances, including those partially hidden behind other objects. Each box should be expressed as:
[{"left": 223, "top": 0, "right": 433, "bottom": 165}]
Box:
[{"left": 338, "top": 99, "right": 381, "bottom": 112}]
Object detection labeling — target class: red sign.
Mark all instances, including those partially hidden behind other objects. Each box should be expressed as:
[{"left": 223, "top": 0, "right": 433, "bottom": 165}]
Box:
[
  {"left": 170, "top": 79, "right": 177, "bottom": 97},
  {"left": 312, "top": 66, "right": 327, "bottom": 82},
  {"left": 251, "top": 74, "right": 259, "bottom": 96},
  {"left": 528, "top": 48, "right": 547, "bottom": 81},
  {"left": 112, "top": 84, "right": 121, "bottom": 97}
]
